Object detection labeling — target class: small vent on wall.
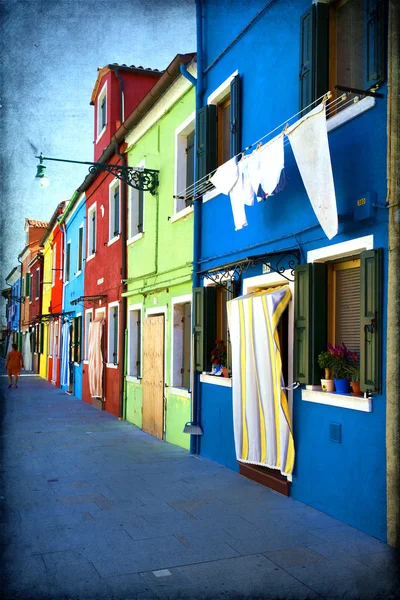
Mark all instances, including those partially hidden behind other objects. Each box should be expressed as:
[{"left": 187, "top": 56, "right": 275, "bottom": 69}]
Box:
[{"left": 329, "top": 422, "right": 342, "bottom": 444}]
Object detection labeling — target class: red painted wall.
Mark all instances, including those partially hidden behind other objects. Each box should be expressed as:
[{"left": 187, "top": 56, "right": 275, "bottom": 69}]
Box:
[
  {"left": 82, "top": 157, "right": 124, "bottom": 417},
  {"left": 50, "top": 224, "right": 64, "bottom": 387},
  {"left": 93, "top": 69, "right": 161, "bottom": 162}
]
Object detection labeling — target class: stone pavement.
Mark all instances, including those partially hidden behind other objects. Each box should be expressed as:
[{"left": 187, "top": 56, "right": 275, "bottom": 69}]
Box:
[{"left": 0, "top": 375, "right": 398, "bottom": 600}]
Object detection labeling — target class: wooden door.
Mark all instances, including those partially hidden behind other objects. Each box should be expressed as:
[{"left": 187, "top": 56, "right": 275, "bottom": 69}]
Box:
[{"left": 142, "top": 315, "right": 165, "bottom": 439}]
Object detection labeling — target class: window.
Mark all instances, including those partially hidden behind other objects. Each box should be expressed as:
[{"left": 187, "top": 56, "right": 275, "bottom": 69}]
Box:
[
  {"left": 97, "top": 82, "right": 107, "bottom": 139},
  {"left": 65, "top": 241, "right": 71, "bottom": 282},
  {"left": 196, "top": 73, "right": 241, "bottom": 181},
  {"left": 72, "top": 315, "right": 82, "bottom": 363},
  {"left": 26, "top": 272, "right": 31, "bottom": 298},
  {"left": 77, "top": 225, "right": 83, "bottom": 273},
  {"left": 299, "top": 0, "right": 385, "bottom": 115},
  {"left": 128, "top": 307, "right": 142, "bottom": 378},
  {"left": 88, "top": 204, "right": 96, "bottom": 257},
  {"left": 21, "top": 277, "right": 24, "bottom": 298},
  {"left": 193, "top": 280, "right": 238, "bottom": 374},
  {"left": 35, "top": 268, "right": 40, "bottom": 299},
  {"left": 172, "top": 299, "right": 191, "bottom": 389},
  {"left": 49, "top": 321, "right": 54, "bottom": 356},
  {"left": 108, "top": 303, "right": 119, "bottom": 365},
  {"left": 294, "top": 248, "right": 382, "bottom": 393},
  {"left": 109, "top": 180, "right": 120, "bottom": 240},
  {"left": 40, "top": 323, "right": 44, "bottom": 354},
  {"left": 174, "top": 114, "right": 195, "bottom": 212},
  {"left": 84, "top": 309, "right": 93, "bottom": 360},
  {"left": 129, "top": 161, "right": 144, "bottom": 239},
  {"left": 52, "top": 243, "right": 57, "bottom": 286}
]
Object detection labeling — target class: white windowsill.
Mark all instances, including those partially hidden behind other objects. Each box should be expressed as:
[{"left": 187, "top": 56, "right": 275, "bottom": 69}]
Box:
[
  {"left": 169, "top": 205, "right": 194, "bottom": 223},
  {"left": 126, "top": 375, "right": 141, "bottom": 383},
  {"left": 64, "top": 281, "right": 69, "bottom": 287},
  {"left": 203, "top": 188, "right": 219, "bottom": 204},
  {"left": 106, "top": 362, "right": 118, "bottom": 369},
  {"left": 75, "top": 270, "right": 82, "bottom": 277},
  {"left": 302, "top": 389, "right": 372, "bottom": 412},
  {"left": 327, "top": 96, "right": 376, "bottom": 133},
  {"left": 83, "top": 360, "right": 88, "bottom": 365},
  {"left": 168, "top": 386, "right": 191, "bottom": 398},
  {"left": 200, "top": 373, "right": 232, "bottom": 387},
  {"left": 86, "top": 254, "right": 95, "bottom": 263},
  {"left": 107, "top": 235, "right": 120, "bottom": 247},
  {"left": 127, "top": 232, "right": 144, "bottom": 246}
]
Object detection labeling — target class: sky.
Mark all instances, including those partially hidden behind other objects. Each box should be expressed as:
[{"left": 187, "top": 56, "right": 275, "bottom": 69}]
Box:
[{"left": 0, "top": 0, "right": 196, "bottom": 323}]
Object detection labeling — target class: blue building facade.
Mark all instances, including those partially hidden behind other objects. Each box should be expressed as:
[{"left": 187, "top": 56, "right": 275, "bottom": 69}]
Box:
[
  {"left": 60, "top": 193, "right": 86, "bottom": 399},
  {"left": 193, "top": 0, "right": 389, "bottom": 541}
]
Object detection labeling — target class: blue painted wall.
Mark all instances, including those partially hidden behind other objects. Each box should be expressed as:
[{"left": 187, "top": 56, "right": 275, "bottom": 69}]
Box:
[
  {"left": 10, "top": 278, "right": 21, "bottom": 333},
  {"left": 61, "top": 195, "right": 86, "bottom": 399},
  {"left": 197, "top": 0, "right": 388, "bottom": 540}
]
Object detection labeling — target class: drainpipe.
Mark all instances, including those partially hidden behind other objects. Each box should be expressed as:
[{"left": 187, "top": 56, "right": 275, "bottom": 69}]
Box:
[
  {"left": 189, "top": 0, "right": 204, "bottom": 455},
  {"left": 180, "top": 64, "right": 197, "bottom": 87},
  {"left": 114, "top": 143, "right": 128, "bottom": 420},
  {"left": 386, "top": 0, "right": 400, "bottom": 549}
]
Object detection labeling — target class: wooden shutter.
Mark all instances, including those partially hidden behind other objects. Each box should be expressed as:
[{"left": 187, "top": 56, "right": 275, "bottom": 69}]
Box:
[
  {"left": 73, "top": 316, "right": 82, "bottom": 364},
  {"left": 114, "top": 185, "right": 120, "bottom": 236},
  {"left": 40, "top": 323, "right": 44, "bottom": 354},
  {"left": 137, "top": 189, "right": 144, "bottom": 233},
  {"left": 92, "top": 210, "right": 96, "bottom": 254},
  {"left": 334, "top": 266, "right": 361, "bottom": 354},
  {"left": 136, "top": 310, "right": 141, "bottom": 376},
  {"left": 299, "top": 3, "right": 329, "bottom": 116},
  {"left": 26, "top": 273, "right": 30, "bottom": 298},
  {"left": 196, "top": 105, "right": 217, "bottom": 183},
  {"left": 182, "top": 302, "right": 191, "bottom": 389},
  {"left": 78, "top": 227, "right": 83, "bottom": 272},
  {"left": 360, "top": 249, "right": 382, "bottom": 393},
  {"left": 364, "top": 0, "right": 385, "bottom": 89},
  {"left": 230, "top": 74, "right": 241, "bottom": 157},
  {"left": 113, "top": 307, "right": 118, "bottom": 364},
  {"left": 193, "top": 286, "right": 217, "bottom": 372},
  {"left": 294, "top": 263, "right": 327, "bottom": 384}
]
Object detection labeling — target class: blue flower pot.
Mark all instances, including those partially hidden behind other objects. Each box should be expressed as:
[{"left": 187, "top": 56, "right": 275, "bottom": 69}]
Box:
[{"left": 334, "top": 378, "right": 350, "bottom": 394}]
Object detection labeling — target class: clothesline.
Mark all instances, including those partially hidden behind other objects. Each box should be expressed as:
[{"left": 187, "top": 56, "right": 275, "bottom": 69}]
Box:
[{"left": 175, "top": 91, "right": 356, "bottom": 201}]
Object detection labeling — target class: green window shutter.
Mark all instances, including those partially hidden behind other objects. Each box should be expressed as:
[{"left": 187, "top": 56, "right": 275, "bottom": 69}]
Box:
[
  {"left": 77, "top": 316, "right": 82, "bottom": 364},
  {"left": 294, "top": 264, "right": 311, "bottom": 383},
  {"left": 360, "top": 249, "right": 382, "bottom": 393},
  {"left": 299, "top": 3, "right": 329, "bottom": 116},
  {"left": 40, "top": 323, "right": 44, "bottom": 354},
  {"left": 137, "top": 189, "right": 144, "bottom": 233},
  {"left": 193, "top": 286, "right": 217, "bottom": 372},
  {"left": 193, "top": 287, "right": 205, "bottom": 372},
  {"left": 71, "top": 318, "right": 76, "bottom": 363},
  {"left": 26, "top": 273, "right": 30, "bottom": 298},
  {"left": 113, "top": 308, "right": 118, "bottom": 364},
  {"left": 114, "top": 185, "right": 120, "bottom": 236},
  {"left": 364, "top": 0, "right": 385, "bottom": 89},
  {"left": 230, "top": 74, "right": 241, "bottom": 157},
  {"left": 294, "top": 263, "right": 327, "bottom": 385},
  {"left": 196, "top": 105, "right": 217, "bottom": 183}
]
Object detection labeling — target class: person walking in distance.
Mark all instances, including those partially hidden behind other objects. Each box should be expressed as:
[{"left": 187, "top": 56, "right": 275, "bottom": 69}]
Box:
[{"left": 6, "top": 343, "right": 24, "bottom": 388}]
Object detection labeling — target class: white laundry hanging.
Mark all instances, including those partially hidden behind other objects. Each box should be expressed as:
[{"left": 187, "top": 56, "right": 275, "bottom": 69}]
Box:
[
  {"left": 248, "top": 133, "right": 285, "bottom": 200},
  {"left": 286, "top": 103, "right": 338, "bottom": 240},
  {"left": 228, "top": 155, "right": 256, "bottom": 231},
  {"left": 210, "top": 156, "right": 239, "bottom": 195}
]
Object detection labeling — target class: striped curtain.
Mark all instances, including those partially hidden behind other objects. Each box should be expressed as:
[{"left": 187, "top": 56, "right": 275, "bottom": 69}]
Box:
[
  {"left": 60, "top": 321, "right": 70, "bottom": 387},
  {"left": 227, "top": 286, "right": 295, "bottom": 476},
  {"left": 88, "top": 317, "right": 104, "bottom": 398}
]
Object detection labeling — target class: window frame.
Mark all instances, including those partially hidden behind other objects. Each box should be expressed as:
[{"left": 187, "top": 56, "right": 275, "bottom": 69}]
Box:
[
  {"left": 174, "top": 112, "right": 196, "bottom": 215},
  {"left": 170, "top": 294, "right": 192, "bottom": 394},
  {"left": 107, "top": 301, "right": 119, "bottom": 367},
  {"left": 77, "top": 224, "right": 84, "bottom": 274},
  {"left": 96, "top": 81, "right": 107, "bottom": 142},
  {"left": 109, "top": 178, "right": 121, "bottom": 244},
  {"left": 84, "top": 308, "right": 93, "bottom": 362},
  {"left": 35, "top": 267, "right": 40, "bottom": 300},
  {"left": 52, "top": 243, "right": 57, "bottom": 286},
  {"left": 65, "top": 240, "right": 71, "bottom": 284},
  {"left": 127, "top": 304, "right": 143, "bottom": 381},
  {"left": 127, "top": 160, "right": 145, "bottom": 244},
  {"left": 87, "top": 203, "right": 97, "bottom": 260}
]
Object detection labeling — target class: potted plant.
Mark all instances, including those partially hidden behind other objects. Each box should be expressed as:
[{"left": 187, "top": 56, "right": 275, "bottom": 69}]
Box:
[
  {"left": 317, "top": 350, "right": 334, "bottom": 392},
  {"left": 210, "top": 340, "right": 228, "bottom": 377},
  {"left": 328, "top": 343, "right": 358, "bottom": 394},
  {"left": 346, "top": 361, "right": 361, "bottom": 395}
]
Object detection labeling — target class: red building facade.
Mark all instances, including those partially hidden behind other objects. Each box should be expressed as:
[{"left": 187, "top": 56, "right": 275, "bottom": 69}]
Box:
[{"left": 28, "top": 250, "right": 43, "bottom": 374}]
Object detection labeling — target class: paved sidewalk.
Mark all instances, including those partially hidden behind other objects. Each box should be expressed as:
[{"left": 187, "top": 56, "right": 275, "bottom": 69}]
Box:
[{"left": 0, "top": 376, "right": 398, "bottom": 600}]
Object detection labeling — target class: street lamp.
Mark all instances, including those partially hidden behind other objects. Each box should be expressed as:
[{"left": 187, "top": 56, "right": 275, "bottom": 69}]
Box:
[{"left": 34, "top": 153, "right": 159, "bottom": 194}]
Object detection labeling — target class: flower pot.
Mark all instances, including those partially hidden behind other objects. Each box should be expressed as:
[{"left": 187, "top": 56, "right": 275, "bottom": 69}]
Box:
[
  {"left": 334, "top": 378, "right": 350, "bottom": 394},
  {"left": 222, "top": 367, "right": 229, "bottom": 378},
  {"left": 351, "top": 381, "right": 361, "bottom": 395},
  {"left": 321, "top": 379, "right": 334, "bottom": 392}
]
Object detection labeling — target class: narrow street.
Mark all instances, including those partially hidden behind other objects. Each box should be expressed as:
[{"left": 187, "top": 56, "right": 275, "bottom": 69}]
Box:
[{"left": 1, "top": 375, "right": 398, "bottom": 600}]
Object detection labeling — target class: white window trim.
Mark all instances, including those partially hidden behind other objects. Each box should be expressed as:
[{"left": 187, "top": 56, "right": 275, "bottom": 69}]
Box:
[
  {"left": 207, "top": 70, "right": 238, "bottom": 106},
  {"left": 129, "top": 160, "right": 145, "bottom": 239},
  {"left": 127, "top": 303, "right": 143, "bottom": 381},
  {"left": 327, "top": 96, "right": 376, "bottom": 133},
  {"left": 304, "top": 234, "right": 375, "bottom": 412},
  {"left": 174, "top": 111, "right": 195, "bottom": 215},
  {"left": 64, "top": 240, "right": 71, "bottom": 285},
  {"left": 200, "top": 373, "right": 232, "bottom": 387},
  {"left": 77, "top": 223, "right": 84, "bottom": 275},
  {"left": 87, "top": 202, "right": 97, "bottom": 260},
  {"left": 107, "top": 301, "right": 119, "bottom": 366},
  {"left": 127, "top": 232, "right": 144, "bottom": 246},
  {"left": 168, "top": 386, "right": 191, "bottom": 398},
  {"left": 170, "top": 294, "right": 192, "bottom": 390},
  {"left": 109, "top": 178, "right": 121, "bottom": 243},
  {"left": 169, "top": 205, "right": 194, "bottom": 223},
  {"left": 96, "top": 81, "right": 107, "bottom": 143},
  {"left": 83, "top": 308, "right": 93, "bottom": 363},
  {"left": 35, "top": 267, "right": 40, "bottom": 300}
]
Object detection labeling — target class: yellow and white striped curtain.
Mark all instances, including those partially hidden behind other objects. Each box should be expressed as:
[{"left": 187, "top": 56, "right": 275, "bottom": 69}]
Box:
[
  {"left": 227, "top": 286, "right": 295, "bottom": 476},
  {"left": 88, "top": 317, "right": 104, "bottom": 398}
]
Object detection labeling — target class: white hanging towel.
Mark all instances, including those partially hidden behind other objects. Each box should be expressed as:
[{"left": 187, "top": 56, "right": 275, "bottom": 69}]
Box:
[
  {"left": 286, "top": 103, "right": 338, "bottom": 240},
  {"left": 210, "top": 156, "right": 239, "bottom": 195},
  {"left": 248, "top": 133, "right": 285, "bottom": 200},
  {"left": 228, "top": 155, "right": 256, "bottom": 231},
  {"left": 23, "top": 332, "right": 32, "bottom": 371},
  {"left": 60, "top": 321, "right": 70, "bottom": 387}
]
